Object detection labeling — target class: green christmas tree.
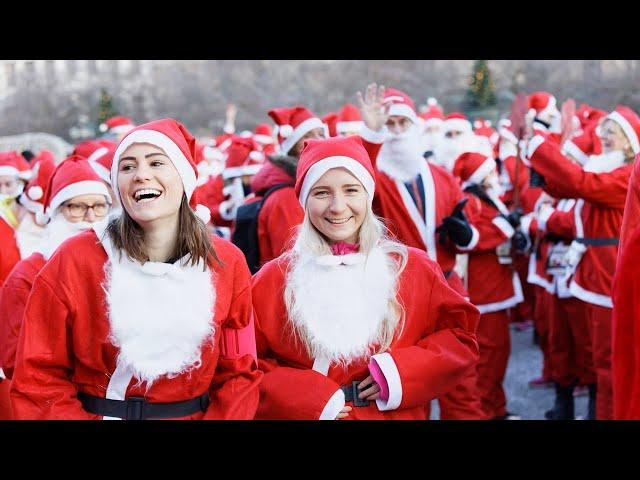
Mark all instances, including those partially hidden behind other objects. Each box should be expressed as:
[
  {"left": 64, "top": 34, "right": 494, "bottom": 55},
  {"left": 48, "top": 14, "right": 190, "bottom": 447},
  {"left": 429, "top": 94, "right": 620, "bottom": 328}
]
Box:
[
  {"left": 465, "top": 60, "right": 497, "bottom": 108},
  {"left": 97, "top": 88, "right": 118, "bottom": 125}
]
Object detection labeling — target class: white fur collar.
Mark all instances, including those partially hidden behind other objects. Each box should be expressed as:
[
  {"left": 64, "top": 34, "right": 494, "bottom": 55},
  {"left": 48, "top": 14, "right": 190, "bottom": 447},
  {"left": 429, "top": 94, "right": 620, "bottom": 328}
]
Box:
[
  {"left": 102, "top": 235, "right": 216, "bottom": 388},
  {"left": 15, "top": 214, "right": 45, "bottom": 258},
  {"left": 286, "top": 246, "right": 397, "bottom": 366}
]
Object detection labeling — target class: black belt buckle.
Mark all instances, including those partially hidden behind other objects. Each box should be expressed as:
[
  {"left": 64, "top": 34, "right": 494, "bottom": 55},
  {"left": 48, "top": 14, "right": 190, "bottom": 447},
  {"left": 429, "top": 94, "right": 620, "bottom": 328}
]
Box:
[
  {"left": 347, "top": 381, "right": 370, "bottom": 407},
  {"left": 126, "top": 397, "right": 146, "bottom": 420}
]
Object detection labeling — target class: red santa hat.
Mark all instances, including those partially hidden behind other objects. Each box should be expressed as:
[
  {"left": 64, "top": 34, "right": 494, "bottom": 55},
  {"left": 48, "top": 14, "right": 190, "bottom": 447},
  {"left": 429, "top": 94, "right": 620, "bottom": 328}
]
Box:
[
  {"left": 606, "top": 105, "right": 640, "bottom": 154},
  {"left": 212, "top": 133, "right": 234, "bottom": 153},
  {"left": 473, "top": 118, "right": 499, "bottom": 146},
  {"left": 322, "top": 112, "right": 339, "bottom": 138},
  {"left": 527, "top": 91, "right": 559, "bottom": 120},
  {"left": 222, "top": 137, "right": 264, "bottom": 180},
  {"left": 418, "top": 98, "right": 445, "bottom": 128},
  {"left": 453, "top": 151, "right": 497, "bottom": 186},
  {"left": 15, "top": 153, "right": 32, "bottom": 181},
  {"left": 19, "top": 154, "right": 57, "bottom": 214},
  {"left": 295, "top": 135, "right": 376, "bottom": 208},
  {"left": 253, "top": 123, "right": 275, "bottom": 145},
  {"left": 0, "top": 151, "right": 21, "bottom": 178},
  {"left": 443, "top": 112, "right": 473, "bottom": 135},
  {"left": 382, "top": 88, "right": 418, "bottom": 124},
  {"left": 99, "top": 115, "right": 136, "bottom": 135},
  {"left": 562, "top": 124, "right": 602, "bottom": 166},
  {"left": 576, "top": 104, "right": 607, "bottom": 129},
  {"left": 336, "top": 103, "right": 364, "bottom": 135},
  {"left": 268, "top": 105, "right": 324, "bottom": 155},
  {"left": 112, "top": 118, "right": 211, "bottom": 223},
  {"left": 37, "top": 155, "right": 111, "bottom": 225},
  {"left": 74, "top": 140, "right": 117, "bottom": 185}
]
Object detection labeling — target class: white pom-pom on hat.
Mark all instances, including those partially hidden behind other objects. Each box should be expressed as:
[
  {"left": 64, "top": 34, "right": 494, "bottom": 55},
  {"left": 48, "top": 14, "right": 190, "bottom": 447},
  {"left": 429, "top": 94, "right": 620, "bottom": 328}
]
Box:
[
  {"left": 194, "top": 204, "right": 211, "bottom": 224},
  {"left": 249, "top": 151, "right": 264, "bottom": 162},
  {"left": 279, "top": 124, "right": 294, "bottom": 138},
  {"left": 427, "top": 97, "right": 438, "bottom": 106},
  {"left": 28, "top": 185, "right": 43, "bottom": 200},
  {"left": 474, "top": 120, "right": 482, "bottom": 129},
  {"left": 99, "top": 123, "right": 108, "bottom": 133}
]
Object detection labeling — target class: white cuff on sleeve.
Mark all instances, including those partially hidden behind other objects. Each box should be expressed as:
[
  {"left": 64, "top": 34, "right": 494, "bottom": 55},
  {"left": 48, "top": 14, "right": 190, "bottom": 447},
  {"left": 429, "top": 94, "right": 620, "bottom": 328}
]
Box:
[
  {"left": 536, "top": 206, "right": 555, "bottom": 232},
  {"left": 359, "top": 125, "right": 387, "bottom": 144},
  {"left": 527, "top": 135, "right": 546, "bottom": 160},
  {"left": 319, "top": 388, "right": 346, "bottom": 420},
  {"left": 371, "top": 352, "right": 403, "bottom": 411},
  {"left": 457, "top": 225, "right": 479, "bottom": 251},
  {"left": 492, "top": 216, "right": 516, "bottom": 239},
  {"left": 218, "top": 201, "right": 236, "bottom": 221}
]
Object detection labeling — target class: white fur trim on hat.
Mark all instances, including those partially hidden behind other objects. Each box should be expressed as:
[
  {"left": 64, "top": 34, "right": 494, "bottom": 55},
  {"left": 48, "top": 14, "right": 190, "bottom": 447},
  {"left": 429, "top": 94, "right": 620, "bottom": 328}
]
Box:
[
  {"left": 19, "top": 191, "right": 44, "bottom": 214},
  {"left": 112, "top": 129, "right": 197, "bottom": 205},
  {"left": 538, "top": 95, "right": 558, "bottom": 120},
  {"left": 253, "top": 134, "right": 274, "bottom": 145},
  {"left": 110, "top": 124, "right": 135, "bottom": 135},
  {"left": 423, "top": 118, "right": 444, "bottom": 129},
  {"left": 47, "top": 180, "right": 112, "bottom": 220},
  {"left": 280, "top": 117, "right": 325, "bottom": 155},
  {"left": 298, "top": 156, "right": 375, "bottom": 208},
  {"left": 607, "top": 111, "right": 640, "bottom": 154},
  {"left": 222, "top": 163, "right": 262, "bottom": 180},
  {"left": 444, "top": 118, "right": 473, "bottom": 134},
  {"left": 249, "top": 151, "right": 264, "bottom": 162},
  {"left": 336, "top": 121, "right": 364, "bottom": 134},
  {"left": 89, "top": 160, "right": 112, "bottom": 186},
  {"left": 387, "top": 104, "right": 418, "bottom": 124},
  {"left": 467, "top": 157, "right": 497, "bottom": 185},
  {"left": 0, "top": 166, "right": 19, "bottom": 177}
]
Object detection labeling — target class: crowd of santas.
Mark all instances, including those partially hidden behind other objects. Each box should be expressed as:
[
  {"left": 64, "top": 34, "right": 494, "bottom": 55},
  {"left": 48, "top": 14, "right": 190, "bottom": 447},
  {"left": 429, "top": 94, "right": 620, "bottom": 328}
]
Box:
[{"left": 0, "top": 84, "right": 638, "bottom": 421}]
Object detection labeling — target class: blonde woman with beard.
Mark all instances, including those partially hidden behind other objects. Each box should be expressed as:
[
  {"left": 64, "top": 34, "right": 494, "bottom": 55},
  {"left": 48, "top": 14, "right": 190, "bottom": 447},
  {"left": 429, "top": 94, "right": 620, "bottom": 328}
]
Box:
[{"left": 252, "top": 135, "right": 480, "bottom": 420}]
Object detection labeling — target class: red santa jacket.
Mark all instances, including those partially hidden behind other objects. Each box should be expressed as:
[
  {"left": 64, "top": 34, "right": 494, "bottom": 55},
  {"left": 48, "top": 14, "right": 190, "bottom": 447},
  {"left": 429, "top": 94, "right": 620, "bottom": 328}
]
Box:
[
  {"left": 528, "top": 136, "right": 631, "bottom": 308},
  {"left": 360, "top": 131, "right": 480, "bottom": 295},
  {"left": 463, "top": 191, "right": 524, "bottom": 313},
  {"left": 0, "top": 252, "right": 46, "bottom": 379},
  {"left": 250, "top": 157, "right": 302, "bottom": 265},
  {"left": 251, "top": 247, "right": 480, "bottom": 420},
  {"left": 195, "top": 174, "right": 233, "bottom": 228},
  {"left": 0, "top": 217, "right": 20, "bottom": 286},
  {"left": 10, "top": 230, "right": 262, "bottom": 419}
]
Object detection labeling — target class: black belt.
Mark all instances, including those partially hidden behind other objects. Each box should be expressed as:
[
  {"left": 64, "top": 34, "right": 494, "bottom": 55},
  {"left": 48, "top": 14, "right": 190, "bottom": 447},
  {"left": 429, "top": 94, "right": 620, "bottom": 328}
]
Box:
[
  {"left": 78, "top": 391, "right": 210, "bottom": 420},
  {"left": 575, "top": 237, "right": 619, "bottom": 246},
  {"left": 340, "top": 381, "right": 370, "bottom": 407},
  {"left": 443, "top": 270, "right": 453, "bottom": 280}
]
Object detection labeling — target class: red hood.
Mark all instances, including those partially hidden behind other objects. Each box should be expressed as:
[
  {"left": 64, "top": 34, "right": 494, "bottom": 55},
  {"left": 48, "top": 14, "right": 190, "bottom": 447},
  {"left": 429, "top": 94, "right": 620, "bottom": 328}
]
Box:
[{"left": 251, "top": 159, "right": 295, "bottom": 194}]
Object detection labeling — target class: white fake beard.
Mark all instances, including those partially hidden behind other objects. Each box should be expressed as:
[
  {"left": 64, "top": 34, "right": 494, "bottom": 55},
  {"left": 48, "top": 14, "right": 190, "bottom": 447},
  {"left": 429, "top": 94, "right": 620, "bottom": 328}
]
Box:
[
  {"left": 421, "top": 131, "right": 443, "bottom": 153},
  {"left": 15, "top": 213, "right": 45, "bottom": 258},
  {"left": 38, "top": 214, "right": 94, "bottom": 260},
  {"left": 286, "top": 246, "right": 397, "bottom": 366},
  {"left": 377, "top": 125, "right": 424, "bottom": 182},
  {"left": 104, "top": 255, "right": 215, "bottom": 388},
  {"left": 583, "top": 150, "right": 626, "bottom": 173},
  {"left": 433, "top": 133, "right": 479, "bottom": 172}
]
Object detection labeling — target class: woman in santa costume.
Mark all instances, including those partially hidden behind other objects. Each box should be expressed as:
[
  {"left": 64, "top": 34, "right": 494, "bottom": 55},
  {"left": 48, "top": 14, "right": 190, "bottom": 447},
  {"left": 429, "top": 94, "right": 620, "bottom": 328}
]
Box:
[
  {"left": 10, "top": 118, "right": 262, "bottom": 420},
  {"left": 252, "top": 135, "right": 480, "bottom": 420},
  {"left": 452, "top": 152, "right": 528, "bottom": 420},
  {"left": 527, "top": 105, "right": 640, "bottom": 420}
]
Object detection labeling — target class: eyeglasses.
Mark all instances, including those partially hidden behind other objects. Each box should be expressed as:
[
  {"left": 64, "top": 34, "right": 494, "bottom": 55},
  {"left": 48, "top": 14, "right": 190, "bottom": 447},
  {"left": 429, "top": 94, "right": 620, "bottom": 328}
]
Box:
[{"left": 61, "top": 201, "right": 109, "bottom": 218}]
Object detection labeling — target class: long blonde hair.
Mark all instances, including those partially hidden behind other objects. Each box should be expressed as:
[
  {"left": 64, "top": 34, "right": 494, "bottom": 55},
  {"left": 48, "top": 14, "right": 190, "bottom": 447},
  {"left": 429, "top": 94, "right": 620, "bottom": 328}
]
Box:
[{"left": 283, "top": 200, "right": 408, "bottom": 357}]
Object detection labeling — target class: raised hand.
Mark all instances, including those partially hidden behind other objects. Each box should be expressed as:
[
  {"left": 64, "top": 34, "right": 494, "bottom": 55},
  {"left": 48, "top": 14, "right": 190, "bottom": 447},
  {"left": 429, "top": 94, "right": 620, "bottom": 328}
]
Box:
[
  {"left": 356, "top": 83, "right": 389, "bottom": 132},
  {"left": 225, "top": 103, "right": 237, "bottom": 122}
]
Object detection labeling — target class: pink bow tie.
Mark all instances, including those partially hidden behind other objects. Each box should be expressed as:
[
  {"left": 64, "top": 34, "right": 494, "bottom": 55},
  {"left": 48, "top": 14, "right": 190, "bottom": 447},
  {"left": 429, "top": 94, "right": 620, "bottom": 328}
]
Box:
[{"left": 330, "top": 241, "right": 360, "bottom": 256}]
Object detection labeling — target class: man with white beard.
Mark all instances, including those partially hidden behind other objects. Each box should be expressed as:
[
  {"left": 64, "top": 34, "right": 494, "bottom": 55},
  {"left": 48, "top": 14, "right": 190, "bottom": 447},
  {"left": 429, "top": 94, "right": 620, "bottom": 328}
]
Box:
[
  {"left": 0, "top": 156, "right": 112, "bottom": 381},
  {"left": 418, "top": 98, "right": 445, "bottom": 161},
  {"left": 356, "top": 83, "right": 486, "bottom": 419},
  {"left": 432, "top": 113, "right": 487, "bottom": 173}
]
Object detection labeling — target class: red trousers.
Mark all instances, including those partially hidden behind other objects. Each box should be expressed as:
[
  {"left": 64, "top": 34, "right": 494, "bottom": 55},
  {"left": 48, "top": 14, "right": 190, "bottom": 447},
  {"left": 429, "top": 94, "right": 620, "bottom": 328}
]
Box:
[
  {"left": 584, "top": 302, "right": 613, "bottom": 420},
  {"left": 0, "top": 378, "right": 13, "bottom": 420},
  {"left": 534, "top": 287, "right": 553, "bottom": 380},
  {"left": 475, "top": 310, "right": 511, "bottom": 418},
  {"left": 548, "top": 294, "right": 595, "bottom": 387}
]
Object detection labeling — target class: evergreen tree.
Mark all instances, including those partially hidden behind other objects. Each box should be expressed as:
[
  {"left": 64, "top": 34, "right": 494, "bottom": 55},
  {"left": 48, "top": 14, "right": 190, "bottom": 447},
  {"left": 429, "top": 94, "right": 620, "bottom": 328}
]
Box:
[
  {"left": 97, "top": 88, "right": 118, "bottom": 125},
  {"left": 465, "top": 60, "right": 497, "bottom": 108}
]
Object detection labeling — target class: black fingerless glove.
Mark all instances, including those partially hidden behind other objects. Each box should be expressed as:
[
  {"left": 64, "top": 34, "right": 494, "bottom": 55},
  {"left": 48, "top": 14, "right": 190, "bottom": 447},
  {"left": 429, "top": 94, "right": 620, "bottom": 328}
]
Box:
[
  {"left": 512, "top": 230, "right": 529, "bottom": 252},
  {"left": 436, "top": 216, "right": 473, "bottom": 247}
]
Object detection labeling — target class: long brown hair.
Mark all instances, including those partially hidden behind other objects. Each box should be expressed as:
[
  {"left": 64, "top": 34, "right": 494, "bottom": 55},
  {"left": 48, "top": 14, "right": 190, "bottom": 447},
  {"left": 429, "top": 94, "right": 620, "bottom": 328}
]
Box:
[{"left": 106, "top": 195, "right": 220, "bottom": 269}]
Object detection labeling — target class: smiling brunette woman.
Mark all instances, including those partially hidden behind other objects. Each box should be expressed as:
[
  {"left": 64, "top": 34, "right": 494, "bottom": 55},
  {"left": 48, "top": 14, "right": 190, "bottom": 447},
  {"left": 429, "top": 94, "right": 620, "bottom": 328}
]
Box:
[
  {"left": 251, "top": 135, "right": 480, "bottom": 420},
  {"left": 10, "top": 118, "right": 262, "bottom": 420}
]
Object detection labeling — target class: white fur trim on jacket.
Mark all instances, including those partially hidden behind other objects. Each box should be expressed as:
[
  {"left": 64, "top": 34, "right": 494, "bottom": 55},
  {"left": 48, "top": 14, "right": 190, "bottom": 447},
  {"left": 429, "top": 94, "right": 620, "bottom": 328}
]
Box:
[
  {"left": 371, "top": 352, "right": 403, "bottom": 411},
  {"left": 527, "top": 135, "right": 546, "bottom": 160},
  {"left": 569, "top": 280, "right": 612, "bottom": 309},
  {"left": 298, "top": 156, "right": 375, "bottom": 208},
  {"left": 476, "top": 271, "right": 524, "bottom": 314},
  {"left": 359, "top": 125, "right": 387, "bottom": 144},
  {"left": 527, "top": 252, "right": 555, "bottom": 293},
  {"left": 562, "top": 140, "right": 589, "bottom": 166},
  {"left": 492, "top": 216, "right": 515, "bottom": 239},
  {"left": 112, "top": 129, "right": 197, "bottom": 205},
  {"left": 280, "top": 117, "right": 324, "bottom": 155},
  {"left": 319, "top": 389, "right": 346, "bottom": 420}
]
